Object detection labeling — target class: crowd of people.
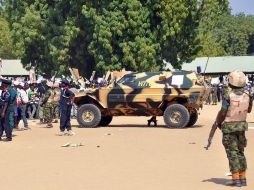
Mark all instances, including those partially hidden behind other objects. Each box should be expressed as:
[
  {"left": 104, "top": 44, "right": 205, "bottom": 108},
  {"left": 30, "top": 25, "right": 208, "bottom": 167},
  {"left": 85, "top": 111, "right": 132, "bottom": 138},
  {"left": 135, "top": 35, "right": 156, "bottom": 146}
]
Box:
[
  {"left": 204, "top": 74, "right": 254, "bottom": 105},
  {"left": 0, "top": 78, "right": 76, "bottom": 141}
]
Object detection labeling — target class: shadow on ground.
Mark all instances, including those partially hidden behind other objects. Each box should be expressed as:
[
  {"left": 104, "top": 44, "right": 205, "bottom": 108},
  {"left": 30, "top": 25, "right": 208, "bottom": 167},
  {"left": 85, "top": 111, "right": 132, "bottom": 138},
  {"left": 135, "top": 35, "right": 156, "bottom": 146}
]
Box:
[
  {"left": 72, "top": 124, "right": 204, "bottom": 129},
  {"left": 202, "top": 178, "right": 231, "bottom": 186}
]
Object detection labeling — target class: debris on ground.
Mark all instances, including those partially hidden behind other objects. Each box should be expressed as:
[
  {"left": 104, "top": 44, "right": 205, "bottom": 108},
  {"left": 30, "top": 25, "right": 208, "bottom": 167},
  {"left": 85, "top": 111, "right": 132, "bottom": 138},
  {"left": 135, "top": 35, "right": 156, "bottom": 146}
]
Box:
[
  {"left": 225, "top": 172, "right": 232, "bottom": 177},
  {"left": 61, "top": 143, "right": 84, "bottom": 147}
]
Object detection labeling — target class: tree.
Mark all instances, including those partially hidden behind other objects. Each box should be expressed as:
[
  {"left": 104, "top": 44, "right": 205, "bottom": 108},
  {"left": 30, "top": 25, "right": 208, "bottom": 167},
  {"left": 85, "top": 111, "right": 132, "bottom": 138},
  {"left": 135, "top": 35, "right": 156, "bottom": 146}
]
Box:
[
  {"left": 84, "top": 0, "right": 229, "bottom": 70},
  {"left": 3, "top": 0, "right": 229, "bottom": 77},
  {"left": 0, "top": 17, "right": 16, "bottom": 59},
  {"left": 83, "top": 0, "right": 160, "bottom": 72},
  {"left": 198, "top": 13, "right": 254, "bottom": 57}
]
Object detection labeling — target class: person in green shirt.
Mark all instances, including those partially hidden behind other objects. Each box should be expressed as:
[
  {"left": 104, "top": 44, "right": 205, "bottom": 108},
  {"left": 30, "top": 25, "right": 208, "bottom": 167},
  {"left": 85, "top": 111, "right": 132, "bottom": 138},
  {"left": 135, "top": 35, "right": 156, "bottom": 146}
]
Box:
[{"left": 27, "top": 84, "right": 38, "bottom": 119}]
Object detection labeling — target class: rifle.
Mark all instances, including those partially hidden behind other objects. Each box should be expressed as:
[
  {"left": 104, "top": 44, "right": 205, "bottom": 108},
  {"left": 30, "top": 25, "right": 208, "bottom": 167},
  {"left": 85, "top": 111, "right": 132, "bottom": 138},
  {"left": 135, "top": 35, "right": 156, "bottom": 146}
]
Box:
[{"left": 204, "top": 122, "right": 218, "bottom": 150}]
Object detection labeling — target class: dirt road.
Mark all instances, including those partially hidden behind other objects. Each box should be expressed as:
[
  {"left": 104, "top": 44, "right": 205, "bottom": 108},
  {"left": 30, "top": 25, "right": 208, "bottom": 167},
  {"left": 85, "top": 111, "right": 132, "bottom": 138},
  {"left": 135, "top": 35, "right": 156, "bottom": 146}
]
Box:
[{"left": 0, "top": 104, "right": 253, "bottom": 190}]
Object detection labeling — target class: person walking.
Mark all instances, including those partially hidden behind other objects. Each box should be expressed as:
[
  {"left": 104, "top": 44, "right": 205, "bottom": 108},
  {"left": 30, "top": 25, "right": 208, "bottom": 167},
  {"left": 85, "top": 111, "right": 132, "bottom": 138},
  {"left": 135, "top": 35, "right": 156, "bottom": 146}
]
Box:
[
  {"left": 215, "top": 71, "right": 252, "bottom": 187},
  {"left": 58, "top": 79, "right": 75, "bottom": 136},
  {"left": 0, "top": 79, "right": 12, "bottom": 141},
  {"left": 17, "top": 82, "right": 29, "bottom": 129}
]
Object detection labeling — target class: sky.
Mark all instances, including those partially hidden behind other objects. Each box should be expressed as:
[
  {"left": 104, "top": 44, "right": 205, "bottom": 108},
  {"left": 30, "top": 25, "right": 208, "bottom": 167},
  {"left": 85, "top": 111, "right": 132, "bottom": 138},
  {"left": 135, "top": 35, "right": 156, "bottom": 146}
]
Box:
[{"left": 229, "top": 0, "right": 254, "bottom": 15}]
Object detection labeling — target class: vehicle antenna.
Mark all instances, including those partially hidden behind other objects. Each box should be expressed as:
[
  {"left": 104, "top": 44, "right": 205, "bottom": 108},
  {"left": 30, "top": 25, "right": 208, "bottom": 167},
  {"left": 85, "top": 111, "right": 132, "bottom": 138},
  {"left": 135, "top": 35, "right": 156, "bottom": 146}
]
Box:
[{"left": 203, "top": 56, "right": 210, "bottom": 83}]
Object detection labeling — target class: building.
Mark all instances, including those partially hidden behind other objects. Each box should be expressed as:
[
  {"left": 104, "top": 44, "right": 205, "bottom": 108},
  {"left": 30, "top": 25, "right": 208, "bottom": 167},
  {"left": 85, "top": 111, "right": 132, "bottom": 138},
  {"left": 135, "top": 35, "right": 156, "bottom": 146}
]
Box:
[
  {"left": 165, "top": 56, "right": 254, "bottom": 75},
  {"left": 0, "top": 59, "right": 29, "bottom": 77}
]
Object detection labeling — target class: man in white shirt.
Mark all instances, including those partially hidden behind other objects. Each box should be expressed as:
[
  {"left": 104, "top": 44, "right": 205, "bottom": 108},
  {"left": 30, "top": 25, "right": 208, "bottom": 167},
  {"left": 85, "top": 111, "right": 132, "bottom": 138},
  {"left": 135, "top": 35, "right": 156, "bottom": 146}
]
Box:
[{"left": 17, "top": 82, "right": 29, "bottom": 129}]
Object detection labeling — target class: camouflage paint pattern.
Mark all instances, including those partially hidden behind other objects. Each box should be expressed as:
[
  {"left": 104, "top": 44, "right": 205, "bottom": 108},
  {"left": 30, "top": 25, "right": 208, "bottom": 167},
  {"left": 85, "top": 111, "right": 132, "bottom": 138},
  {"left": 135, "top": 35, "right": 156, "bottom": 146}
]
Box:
[
  {"left": 222, "top": 121, "right": 248, "bottom": 134},
  {"left": 74, "top": 71, "right": 210, "bottom": 116},
  {"left": 222, "top": 131, "right": 247, "bottom": 173},
  {"left": 43, "top": 87, "right": 61, "bottom": 121},
  {"left": 43, "top": 102, "right": 53, "bottom": 123},
  {"left": 52, "top": 102, "right": 59, "bottom": 119}
]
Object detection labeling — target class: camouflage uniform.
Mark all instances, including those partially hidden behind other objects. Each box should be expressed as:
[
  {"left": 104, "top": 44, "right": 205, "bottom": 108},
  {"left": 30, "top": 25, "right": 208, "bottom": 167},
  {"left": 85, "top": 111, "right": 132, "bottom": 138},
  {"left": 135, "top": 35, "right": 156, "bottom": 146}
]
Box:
[
  {"left": 221, "top": 87, "right": 248, "bottom": 173},
  {"left": 37, "top": 84, "right": 47, "bottom": 122},
  {"left": 52, "top": 88, "right": 61, "bottom": 119},
  {"left": 43, "top": 88, "right": 53, "bottom": 124}
]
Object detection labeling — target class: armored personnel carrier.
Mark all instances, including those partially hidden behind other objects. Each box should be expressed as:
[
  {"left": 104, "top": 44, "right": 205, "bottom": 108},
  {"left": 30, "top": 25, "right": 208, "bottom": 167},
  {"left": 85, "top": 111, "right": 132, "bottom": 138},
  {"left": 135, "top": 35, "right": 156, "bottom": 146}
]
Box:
[{"left": 74, "top": 71, "right": 209, "bottom": 128}]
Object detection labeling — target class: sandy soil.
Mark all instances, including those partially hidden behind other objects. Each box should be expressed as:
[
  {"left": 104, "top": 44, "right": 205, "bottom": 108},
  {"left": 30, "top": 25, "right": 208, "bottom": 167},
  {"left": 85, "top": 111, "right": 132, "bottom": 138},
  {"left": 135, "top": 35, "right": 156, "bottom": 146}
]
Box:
[{"left": 0, "top": 104, "right": 253, "bottom": 190}]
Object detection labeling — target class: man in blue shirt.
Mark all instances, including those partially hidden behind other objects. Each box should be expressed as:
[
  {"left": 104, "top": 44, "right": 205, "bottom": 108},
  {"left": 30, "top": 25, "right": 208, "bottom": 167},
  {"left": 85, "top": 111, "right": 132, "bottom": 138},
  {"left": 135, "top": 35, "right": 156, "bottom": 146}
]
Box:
[
  {"left": 58, "top": 80, "right": 75, "bottom": 136},
  {"left": 0, "top": 79, "right": 12, "bottom": 141}
]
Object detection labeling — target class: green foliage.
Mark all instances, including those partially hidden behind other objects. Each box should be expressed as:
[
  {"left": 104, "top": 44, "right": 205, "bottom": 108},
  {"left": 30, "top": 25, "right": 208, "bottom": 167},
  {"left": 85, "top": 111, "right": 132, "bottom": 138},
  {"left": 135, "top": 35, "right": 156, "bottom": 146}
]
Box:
[
  {"left": 2, "top": 0, "right": 229, "bottom": 76},
  {"left": 199, "top": 13, "right": 254, "bottom": 56},
  {"left": 84, "top": 0, "right": 160, "bottom": 72},
  {"left": 0, "top": 17, "right": 16, "bottom": 59}
]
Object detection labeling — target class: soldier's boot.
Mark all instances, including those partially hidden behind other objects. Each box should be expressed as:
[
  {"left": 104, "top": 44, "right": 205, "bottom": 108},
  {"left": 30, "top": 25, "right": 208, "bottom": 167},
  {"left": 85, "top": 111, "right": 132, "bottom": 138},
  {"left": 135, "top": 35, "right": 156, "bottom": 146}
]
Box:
[
  {"left": 226, "top": 172, "right": 241, "bottom": 187},
  {"left": 147, "top": 116, "right": 157, "bottom": 127},
  {"left": 40, "top": 119, "right": 44, "bottom": 124},
  {"left": 46, "top": 122, "right": 53, "bottom": 128},
  {"left": 239, "top": 171, "right": 247, "bottom": 186},
  {"left": 52, "top": 119, "right": 58, "bottom": 123},
  {"left": 147, "top": 118, "right": 152, "bottom": 126}
]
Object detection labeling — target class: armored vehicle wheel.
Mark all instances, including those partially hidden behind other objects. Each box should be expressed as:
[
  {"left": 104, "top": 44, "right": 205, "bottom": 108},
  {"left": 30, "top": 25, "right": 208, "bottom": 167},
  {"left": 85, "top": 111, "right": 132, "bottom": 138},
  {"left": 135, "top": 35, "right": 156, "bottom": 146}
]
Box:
[
  {"left": 163, "top": 104, "right": 190, "bottom": 128},
  {"left": 187, "top": 109, "right": 198, "bottom": 127},
  {"left": 99, "top": 116, "right": 113, "bottom": 126},
  {"left": 77, "top": 104, "right": 101, "bottom": 128}
]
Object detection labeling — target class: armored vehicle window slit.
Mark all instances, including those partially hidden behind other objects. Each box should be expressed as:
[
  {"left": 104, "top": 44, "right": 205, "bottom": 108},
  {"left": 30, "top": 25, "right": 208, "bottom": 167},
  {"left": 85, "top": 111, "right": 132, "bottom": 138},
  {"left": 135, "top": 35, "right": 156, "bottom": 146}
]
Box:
[{"left": 117, "top": 75, "right": 136, "bottom": 85}]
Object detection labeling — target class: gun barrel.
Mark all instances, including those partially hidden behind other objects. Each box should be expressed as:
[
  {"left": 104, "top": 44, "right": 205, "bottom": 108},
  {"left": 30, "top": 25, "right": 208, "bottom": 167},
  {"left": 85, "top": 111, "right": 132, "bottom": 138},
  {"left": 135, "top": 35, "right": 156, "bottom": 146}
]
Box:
[{"left": 204, "top": 123, "right": 218, "bottom": 150}]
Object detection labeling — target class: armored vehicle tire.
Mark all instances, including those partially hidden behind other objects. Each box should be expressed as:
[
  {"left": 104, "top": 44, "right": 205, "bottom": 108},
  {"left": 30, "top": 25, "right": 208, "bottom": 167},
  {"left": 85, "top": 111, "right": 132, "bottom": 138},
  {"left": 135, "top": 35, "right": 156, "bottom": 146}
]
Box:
[
  {"left": 187, "top": 109, "right": 198, "bottom": 127},
  {"left": 99, "top": 116, "right": 113, "bottom": 126},
  {"left": 77, "top": 104, "right": 101, "bottom": 128},
  {"left": 163, "top": 104, "right": 190, "bottom": 128}
]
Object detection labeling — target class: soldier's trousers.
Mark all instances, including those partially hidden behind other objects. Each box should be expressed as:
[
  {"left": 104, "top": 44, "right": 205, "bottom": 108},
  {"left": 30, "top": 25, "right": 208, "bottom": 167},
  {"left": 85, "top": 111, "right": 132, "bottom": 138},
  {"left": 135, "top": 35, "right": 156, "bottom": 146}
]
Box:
[
  {"left": 44, "top": 103, "right": 53, "bottom": 123},
  {"left": 38, "top": 105, "right": 44, "bottom": 120},
  {"left": 60, "top": 105, "right": 72, "bottom": 131},
  {"left": 222, "top": 131, "right": 247, "bottom": 173},
  {"left": 0, "top": 110, "right": 12, "bottom": 139},
  {"left": 52, "top": 102, "right": 59, "bottom": 119}
]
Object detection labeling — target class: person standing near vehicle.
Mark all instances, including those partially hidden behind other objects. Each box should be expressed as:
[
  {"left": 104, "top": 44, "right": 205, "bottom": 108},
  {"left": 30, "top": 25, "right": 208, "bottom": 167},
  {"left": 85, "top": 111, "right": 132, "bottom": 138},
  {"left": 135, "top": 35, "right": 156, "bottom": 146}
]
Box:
[
  {"left": 58, "top": 79, "right": 75, "bottom": 136},
  {"left": 0, "top": 79, "right": 12, "bottom": 141},
  {"left": 215, "top": 71, "right": 252, "bottom": 187}
]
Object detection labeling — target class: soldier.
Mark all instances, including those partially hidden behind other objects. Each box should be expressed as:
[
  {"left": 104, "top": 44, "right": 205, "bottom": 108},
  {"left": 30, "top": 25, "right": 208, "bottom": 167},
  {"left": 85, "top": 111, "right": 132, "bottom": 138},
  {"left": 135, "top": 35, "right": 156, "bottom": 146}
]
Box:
[
  {"left": 58, "top": 79, "right": 75, "bottom": 136},
  {"left": 0, "top": 79, "right": 12, "bottom": 141},
  {"left": 37, "top": 79, "right": 47, "bottom": 123},
  {"left": 52, "top": 82, "right": 61, "bottom": 123},
  {"left": 43, "top": 81, "right": 54, "bottom": 128},
  {"left": 215, "top": 70, "right": 252, "bottom": 187}
]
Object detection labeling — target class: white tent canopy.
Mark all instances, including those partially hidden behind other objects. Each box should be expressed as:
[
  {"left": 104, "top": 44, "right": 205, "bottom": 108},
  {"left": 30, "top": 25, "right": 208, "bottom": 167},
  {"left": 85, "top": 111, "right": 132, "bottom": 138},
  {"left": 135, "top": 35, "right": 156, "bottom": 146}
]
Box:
[{"left": 0, "top": 59, "right": 29, "bottom": 76}]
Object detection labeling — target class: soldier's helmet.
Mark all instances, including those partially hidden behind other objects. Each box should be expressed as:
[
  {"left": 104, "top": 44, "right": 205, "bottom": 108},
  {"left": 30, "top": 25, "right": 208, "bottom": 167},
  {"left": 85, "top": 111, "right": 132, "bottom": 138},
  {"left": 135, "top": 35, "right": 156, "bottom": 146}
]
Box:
[{"left": 228, "top": 70, "right": 246, "bottom": 87}]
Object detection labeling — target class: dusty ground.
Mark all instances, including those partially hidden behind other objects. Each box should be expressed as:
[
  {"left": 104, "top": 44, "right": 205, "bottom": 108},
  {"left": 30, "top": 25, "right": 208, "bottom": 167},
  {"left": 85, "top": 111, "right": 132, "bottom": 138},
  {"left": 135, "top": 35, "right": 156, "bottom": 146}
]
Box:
[{"left": 0, "top": 104, "right": 254, "bottom": 190}]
